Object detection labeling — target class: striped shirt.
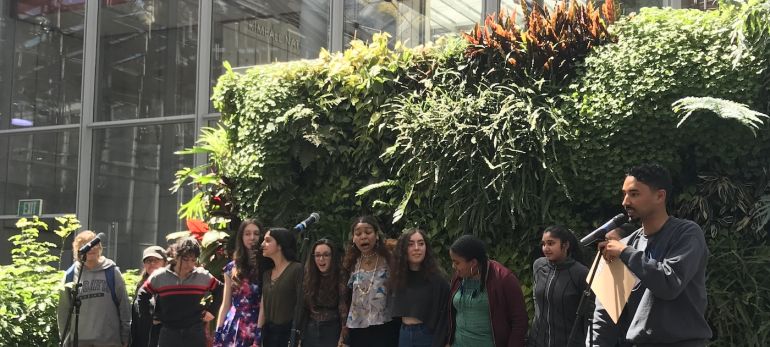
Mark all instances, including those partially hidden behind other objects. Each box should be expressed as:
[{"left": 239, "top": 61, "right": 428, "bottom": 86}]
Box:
[{"left": 138, "top": 266, "right": 223, "bottom": 329}]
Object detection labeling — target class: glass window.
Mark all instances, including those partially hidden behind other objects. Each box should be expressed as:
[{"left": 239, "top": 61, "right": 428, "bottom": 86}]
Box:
[
  {"left": 499, "top": 0, "right": 535, "bottom": 24},
  {"left": 0, "top": 0, "right": 85, "bottom": 129},
  {"left": 621, "top": 0, "right": 667, "bottom": 13},
  {"left": 210, "top": 0, "right": 331, "bottom": 111},
  {"left": 0, "top": 130, "right": 79, "bottom": 216},
  {"left": 682, "top": 0, "right": 717, "bottom": 10},
  {"left": 428, "top": 0, "right": 482, "bottom": 42},
  {"left": 0, "top": 221, "right": 16, "bottom": 265},
  {"left": 90, "top": 122, "right": 194, "bottom": 268},
  {"left": 96, "top": 0, "right": 199, "bottom": 121},
  {"left": 343, "top": 0, "right": 481, "bottom": 48}
]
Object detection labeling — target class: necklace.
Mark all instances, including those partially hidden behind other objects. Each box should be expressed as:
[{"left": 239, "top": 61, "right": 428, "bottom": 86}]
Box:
[
  {"left": 361, "top": 251, "right": 376, "bottom": 259},
  {"left": 354, "top": 256, "right": 379, "bottom": 295}
]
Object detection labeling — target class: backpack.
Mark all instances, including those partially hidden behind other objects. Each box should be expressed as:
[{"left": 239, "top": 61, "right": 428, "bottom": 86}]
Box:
[{"left": 64, "top": 263, "right": 120, "bottom": 308}]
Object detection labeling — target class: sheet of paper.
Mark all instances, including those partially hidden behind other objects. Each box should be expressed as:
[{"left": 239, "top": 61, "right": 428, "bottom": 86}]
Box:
[{"left": 587, "top": 252, "right": 637, "bottom": 323}]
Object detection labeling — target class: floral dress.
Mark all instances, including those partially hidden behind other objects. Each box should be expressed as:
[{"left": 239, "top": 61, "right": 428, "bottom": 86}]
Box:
[{"left": 214, "top": 261, "right": 262, "bottom": 347}]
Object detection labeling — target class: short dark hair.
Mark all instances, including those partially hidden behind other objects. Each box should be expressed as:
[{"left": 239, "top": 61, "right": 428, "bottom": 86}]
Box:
[
  {"left": 173, "top": 237, "right": 201, "bottom": 259},
  {"left": 626, "top": 163, "right": 673, "bottom": 203}
]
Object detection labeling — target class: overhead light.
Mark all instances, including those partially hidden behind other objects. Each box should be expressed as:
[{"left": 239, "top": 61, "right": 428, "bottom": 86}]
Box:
[{"left": 11, "top": 118, "right": 34, "bottom": 127}]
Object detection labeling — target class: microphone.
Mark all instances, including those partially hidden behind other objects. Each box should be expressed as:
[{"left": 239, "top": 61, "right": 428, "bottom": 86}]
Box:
[
  {"left": 293, "top": 212, "right": 320, "bottom": 232},
  {"left": 579, "top": 214, "right": 628, "bottom": 246},
  {"left": 78, "top": 232, "right": 106, "bottom": 254}
]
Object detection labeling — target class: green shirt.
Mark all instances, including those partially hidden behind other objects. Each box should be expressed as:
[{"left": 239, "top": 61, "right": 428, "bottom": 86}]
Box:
[
  {"left": 452, "top": 278, "right": 495, "bottom": 347},
  {"left": 262, "top": 262, "right": 303, "bottom": 325}
]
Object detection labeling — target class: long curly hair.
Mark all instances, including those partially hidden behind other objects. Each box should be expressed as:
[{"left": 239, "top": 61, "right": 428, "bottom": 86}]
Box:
[
  {"left": 387, "top": 228, "right": 442, "bottom": 291},
  {"left": 303, "top": 239, "right": 342, "bottom": 309},
  {"left": 342, "top": 216, "right": 391, "bottom": 273},
  {"left": 231, "top": 219, "right": 268, "bottom": 285}
]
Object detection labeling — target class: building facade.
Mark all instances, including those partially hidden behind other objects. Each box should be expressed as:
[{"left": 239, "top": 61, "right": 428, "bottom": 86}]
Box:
[{"left": 0, "top": 0, "right": 679, "bottom": 270}]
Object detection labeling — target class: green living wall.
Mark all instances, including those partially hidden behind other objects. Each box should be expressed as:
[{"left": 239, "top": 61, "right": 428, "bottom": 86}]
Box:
[{"left": 205, "top": 3, "right": 770, "bottom": 346}]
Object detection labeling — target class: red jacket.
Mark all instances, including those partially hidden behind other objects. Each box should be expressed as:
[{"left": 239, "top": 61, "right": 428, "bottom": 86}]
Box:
[{"left": 447, "top": 260, "right": 528, "bottom": 347}]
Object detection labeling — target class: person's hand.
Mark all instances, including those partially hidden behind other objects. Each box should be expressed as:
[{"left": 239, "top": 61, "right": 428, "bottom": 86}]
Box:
[
  {"left": 605, "top": 228, "right": 622, "bottom": 241},
  {"left": 202, "top": 311, "right": 215, "bottom": 322},
  {"left": 338, "top": 327, "right": 349, "bottom": 347},
  {"left": 601, "top": 239, "right": 627, "bottom": 262}
]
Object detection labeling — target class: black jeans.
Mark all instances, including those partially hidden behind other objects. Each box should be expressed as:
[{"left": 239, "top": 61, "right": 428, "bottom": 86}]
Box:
[
  {"left": 158, "top": 323, "right": 205, "bottom": 347},
  {"left": 263, "top": 322, "right": 293, "bottom": 347},
  {"left": 348, "top": 320, "right": 400, "bottom": 347},
  {"left": 302, "top": 319, "right": 341, "bottom": 347}
]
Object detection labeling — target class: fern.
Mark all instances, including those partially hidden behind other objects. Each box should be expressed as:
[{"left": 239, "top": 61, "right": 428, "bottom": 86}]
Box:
[{"left": 672, "top": 96, "right": 769, "bottom": 136}]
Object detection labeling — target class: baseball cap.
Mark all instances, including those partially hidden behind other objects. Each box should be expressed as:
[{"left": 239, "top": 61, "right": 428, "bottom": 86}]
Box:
[{"left": 142, "top": 246, "right": 168, "bottom": 261}]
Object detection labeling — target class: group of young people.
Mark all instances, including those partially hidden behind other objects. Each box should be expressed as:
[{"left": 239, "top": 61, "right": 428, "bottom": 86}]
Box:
[
  {"left": 189, "top": 217, "right": 533, "bottom": 347},
  {"left": 57, "top": 163, "right": 712, "bottom": 347}
]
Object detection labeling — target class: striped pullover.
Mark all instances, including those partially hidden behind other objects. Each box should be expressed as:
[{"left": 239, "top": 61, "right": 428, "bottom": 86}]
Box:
[{"left": 137, "top": 266, "right": 223, "bottom": 329}]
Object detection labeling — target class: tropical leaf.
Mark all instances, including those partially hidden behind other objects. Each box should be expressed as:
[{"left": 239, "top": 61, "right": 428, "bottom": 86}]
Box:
[
  {"left": 165, "top": 231, "right": 191, "bottom": 242},
  {"left": 201, "top": 230, "right": 229, "bottom": 248},
  {"left": 673, "top": 96, "right": 769, "bottom": 136},
  {"left": 355, "top": 180, "right": 398, "bottom": 196}
]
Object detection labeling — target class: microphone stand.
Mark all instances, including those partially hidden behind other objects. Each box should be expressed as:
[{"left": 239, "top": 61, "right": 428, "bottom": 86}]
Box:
[
  {"left": 60, "top": 253, "right": 87, "bottom": 347},
  {"left": 567, "top": 246, "right": 602, "bottom": 347},
  {"left": 289, "top": 228, "right": 311, "bottom": 347}
]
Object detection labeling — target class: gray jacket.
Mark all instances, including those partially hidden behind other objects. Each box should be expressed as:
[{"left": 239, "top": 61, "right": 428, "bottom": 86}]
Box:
[{"left": 529, "top": 257, "right": 589, "bottom": 347}]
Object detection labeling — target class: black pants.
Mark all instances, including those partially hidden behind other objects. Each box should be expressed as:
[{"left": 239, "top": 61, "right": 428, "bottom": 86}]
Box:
[
  {"left": 158, "top": 323, "right": 205, "bottom": 347},
  {"left": 302, "top": 319, "right": 341, "bottom": 347},
  {"left": 349, "top": 320, "right": 400, "bottom": 347},
  {"left": 263, "top": 322, "right": 293, "bottom": 347}
]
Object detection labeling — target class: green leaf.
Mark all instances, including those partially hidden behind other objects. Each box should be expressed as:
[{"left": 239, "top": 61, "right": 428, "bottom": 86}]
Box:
[
  {"left": 355, "top": 180, "right": 398, "bottom": 196},
  {"left": 673, "top": 96, "right": 769, "bottom": 136},
  {"left": 165, "top": 231, "right": 192, "bottom": 242},
  {"left": 201, "top": 230, "right": 229, "bottom": 248}
]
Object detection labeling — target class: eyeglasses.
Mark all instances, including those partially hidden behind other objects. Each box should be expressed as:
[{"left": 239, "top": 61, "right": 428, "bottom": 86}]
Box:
[
  {"left": 179, "top": 256, "right": 197, "bottom": 262},
  {"left": 143, "top": 258, "right": 163, "bottom": 265},
  {"left": 313, "top": 253, "right": 332, "bottom": 259}
]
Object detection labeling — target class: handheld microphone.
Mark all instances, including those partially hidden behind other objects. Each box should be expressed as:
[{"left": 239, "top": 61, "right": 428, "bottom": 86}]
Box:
[
  {"left": 579, "top": 214, "right": 628, "bottom": 246},
  {"left": 293, "top": 212, "right": 320, "bottom": 232},
  {"left": 78, "top": 232, "right": 106, "bottom": 254}
]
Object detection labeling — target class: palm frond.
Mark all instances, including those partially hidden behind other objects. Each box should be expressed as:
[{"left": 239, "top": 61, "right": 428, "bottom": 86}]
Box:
[{"left": 673, "top": 96, "right": 769, "bottom": 136}]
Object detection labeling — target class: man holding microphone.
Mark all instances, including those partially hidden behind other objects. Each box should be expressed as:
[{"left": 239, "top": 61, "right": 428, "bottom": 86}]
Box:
[{"left": 595, "top": 163, "right": 712, "bottom": 346}]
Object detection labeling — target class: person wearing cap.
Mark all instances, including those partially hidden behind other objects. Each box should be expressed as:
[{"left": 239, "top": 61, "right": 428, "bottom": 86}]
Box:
[
  {"left": 130, "top": 245, "right": 168, "bottom": 347},
  {"left": 137, "top": 237, "right": 223, "bottom": 347}
]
